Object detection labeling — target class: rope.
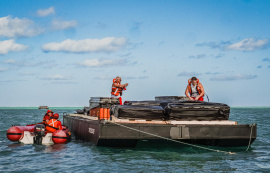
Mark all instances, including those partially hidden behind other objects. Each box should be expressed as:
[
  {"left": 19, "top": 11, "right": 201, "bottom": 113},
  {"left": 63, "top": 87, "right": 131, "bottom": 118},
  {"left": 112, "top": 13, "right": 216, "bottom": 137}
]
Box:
[
  {"left": 246, "top": 124, "right": 254, "bottom": 151},
  {"left": 106, "top": 121, "right": 236, "bottom": 155},
  {"left": 206, "top": 94, "right": 210, "bottom": 102}
]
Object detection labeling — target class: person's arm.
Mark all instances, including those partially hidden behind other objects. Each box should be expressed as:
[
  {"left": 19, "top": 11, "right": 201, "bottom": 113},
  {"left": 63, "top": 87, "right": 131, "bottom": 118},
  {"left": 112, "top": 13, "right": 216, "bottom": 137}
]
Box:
[
  {"left": 44, "top": 119, "right": 49, "bottom": 125},
  {"left": 185, "top": 85, "right": 194, "bottom": 100},
  {"left": 113, "top": 82, "right": 128, "bottom": 88},
  {"left": 58, "top": 121, "right": 63, "bottom": 130},
  {"left": 195, "top": 84, "right": 205, "bottom": 100}
]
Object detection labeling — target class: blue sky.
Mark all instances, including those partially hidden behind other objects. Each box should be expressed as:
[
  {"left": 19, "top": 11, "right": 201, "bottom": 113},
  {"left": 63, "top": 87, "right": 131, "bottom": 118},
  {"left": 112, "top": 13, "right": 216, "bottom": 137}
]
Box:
[{"left": 0, "top": 0, "right": 269, "bottom": 107}]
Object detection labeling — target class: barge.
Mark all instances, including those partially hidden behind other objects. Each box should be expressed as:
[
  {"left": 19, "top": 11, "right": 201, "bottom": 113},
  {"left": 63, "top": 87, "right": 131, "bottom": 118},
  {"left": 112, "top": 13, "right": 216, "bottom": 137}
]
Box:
[{"left": 63, "top": 96, "right": 257, "bottom": 147}]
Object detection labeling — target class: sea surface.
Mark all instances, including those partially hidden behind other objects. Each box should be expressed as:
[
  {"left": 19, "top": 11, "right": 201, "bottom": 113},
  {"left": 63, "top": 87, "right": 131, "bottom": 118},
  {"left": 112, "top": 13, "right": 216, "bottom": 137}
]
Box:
[{"left": 0, "top": 107, "right": 269, "bottom": 173}]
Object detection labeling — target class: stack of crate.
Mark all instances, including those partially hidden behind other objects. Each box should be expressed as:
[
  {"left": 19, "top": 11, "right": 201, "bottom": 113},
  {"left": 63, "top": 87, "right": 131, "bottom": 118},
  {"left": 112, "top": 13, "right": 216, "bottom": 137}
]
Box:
[{"left": 89, "top": 97, "right": 120, "bottom": 120}]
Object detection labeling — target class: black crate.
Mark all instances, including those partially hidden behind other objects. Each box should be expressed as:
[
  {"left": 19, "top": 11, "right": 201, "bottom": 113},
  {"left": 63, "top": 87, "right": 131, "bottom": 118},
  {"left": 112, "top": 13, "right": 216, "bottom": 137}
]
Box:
[
  {"left": 164, "top": 101, "right": 230, "bottom": 120},
  {"left": 113, "top": 105, "right": 166, "bottom": 120},
  {"left": 89, "top": 97, "right": 120, "bottom": 109}
]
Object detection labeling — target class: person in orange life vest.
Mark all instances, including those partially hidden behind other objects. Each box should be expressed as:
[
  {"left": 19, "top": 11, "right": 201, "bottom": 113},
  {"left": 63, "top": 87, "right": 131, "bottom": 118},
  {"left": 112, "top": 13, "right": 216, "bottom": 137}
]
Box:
[
  {"left": 111, "top": 76, "right": 128, "bottom": 105},
  {"left": 45, "top": 113, "right": 63, "bottom": 133},
  {"left": 42, "top": 110, "right": 53, "bottom": 124},
  {"left": 185, "top": 77, "right": 205, "bottom": 101}
]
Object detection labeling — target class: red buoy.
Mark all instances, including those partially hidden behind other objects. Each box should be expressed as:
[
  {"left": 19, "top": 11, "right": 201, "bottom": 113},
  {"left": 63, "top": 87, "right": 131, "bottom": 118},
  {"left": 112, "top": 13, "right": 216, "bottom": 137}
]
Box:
[
  {"left": 52, "top": 129, "right": 71, "bottom": 144},
  {"left": 6, "top": 125, "right": 35, "bottom": 142}
]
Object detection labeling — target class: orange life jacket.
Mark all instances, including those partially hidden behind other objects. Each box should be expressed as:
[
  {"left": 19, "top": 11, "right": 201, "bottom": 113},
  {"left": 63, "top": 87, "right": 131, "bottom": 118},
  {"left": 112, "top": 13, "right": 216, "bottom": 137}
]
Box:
[
  {"left": 187, "top": 78, "right": 204, "bottom": 97},
  {"left": 111, "top": 82, "right": 123, "bottom": 96},
  {"left": 42, "top": 114, "right": 50, "bottom": 124},
  {"left": 45, "top": 118, "right": 62, "bottom": 133}
]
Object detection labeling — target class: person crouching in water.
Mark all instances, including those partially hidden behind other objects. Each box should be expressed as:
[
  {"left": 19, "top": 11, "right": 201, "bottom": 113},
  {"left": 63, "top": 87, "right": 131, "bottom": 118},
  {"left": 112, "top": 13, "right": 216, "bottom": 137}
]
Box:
[
  {"left": 185, "top": 77, "right": 205, "bottom": 101},
  {"left": 45, "top": 113, "right": 63, "bottom": 133},
  {"left": 111, "top": 76, "right": 128, "bottom": 105}
]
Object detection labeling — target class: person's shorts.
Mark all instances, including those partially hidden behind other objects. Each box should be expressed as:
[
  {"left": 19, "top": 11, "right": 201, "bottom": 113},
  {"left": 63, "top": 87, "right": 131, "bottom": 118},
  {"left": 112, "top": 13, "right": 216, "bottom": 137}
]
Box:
[{"left": 191, "top": 97, "right": 204, "bottom": 101}]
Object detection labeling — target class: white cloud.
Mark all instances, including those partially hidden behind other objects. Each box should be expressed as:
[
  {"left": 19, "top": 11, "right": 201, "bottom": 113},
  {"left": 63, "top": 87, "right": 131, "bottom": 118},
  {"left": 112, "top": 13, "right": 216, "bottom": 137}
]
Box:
[
  {"left": 0, "top": 67, "right": 8, "bottom": 72},
  {"left": 5, "top": 59, "right": 57, "bottom": 68},
  {"left": 0, "top": 16, "right": 43, "bottom": 38},
  {"left": 226, "top": 38, "right": 268, "bottom": 51},
  {"left": 196, "top": 41, "right": 231, "bottom": 50},
  {"left": 42, "top": 37, "right": 127, "bottom": 53},
  {"left": 20, "top": 72, "right": 36, "bottom": 76},
  {"left": 4, "top": 59, "right": 16, "bottom": 64},
  {"left": 95, "top": 75, "right": 148, "bottom": 80},
  {"left": 124, "top": 76, "right": 149, "bottom": 80},
  {"left": 177, "top": 71, "right": 202, "bottom": 77},
  {"left": 94, "top": 76, "right": 114, "bottom": 80},
  {"left": 97, "top": 22, "right": 108, "bottom": 29},
  {"left": 0, "top": 40, "right": 28, "bottom": 55},
  {"left": 210, "top": 74, "right": 257, "bottom": 81},
  {"left": 196, "top": 38, "right": 268, "bottom": 51},
  {"left": 120, "top": 52, "right": 131, "bottom": 57},
  {"left": 0, "top": 79, "right": 26, "bottom": 83},
  {"left": 51, "top": 19, "right": 77, "bottom": 30},
  {"left": 188, "top": 54, "right": 206, "bottom": 59},
  {"left": 262, "top": 57, "right": 270, "bottom": 62},
  {"left": 51, "top": 81, "right": 77, "bottom": 84},
  {"left": 205, "top": 72, "right": 221, "bottom": 75},
  {"left": 37, "top": 7, "right": 55, "bottom": 17},
  {"left": 42, "top": 74, "right": 69, "bottom": 80},
  {"left": 213, "top": 53, "right": 225, "bottom": 59},
  {"left": 77, "top": 58, "right": 130, "bottom": 67}
]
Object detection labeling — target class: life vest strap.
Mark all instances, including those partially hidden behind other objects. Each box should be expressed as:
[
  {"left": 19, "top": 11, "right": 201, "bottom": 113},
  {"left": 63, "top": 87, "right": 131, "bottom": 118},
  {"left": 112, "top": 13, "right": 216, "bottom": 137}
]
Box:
[
  {"left": 46, "top": 125, "right": 58, "bottom": 130},
  {"left": 46, "top": 119, "right": 59, "bottom": 130}
]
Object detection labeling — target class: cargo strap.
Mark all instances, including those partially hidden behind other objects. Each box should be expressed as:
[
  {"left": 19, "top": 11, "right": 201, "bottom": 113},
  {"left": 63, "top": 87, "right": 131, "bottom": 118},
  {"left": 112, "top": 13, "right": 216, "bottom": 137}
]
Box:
[{"left": 106, "top": 121, "right": 237, "bottom": 155}]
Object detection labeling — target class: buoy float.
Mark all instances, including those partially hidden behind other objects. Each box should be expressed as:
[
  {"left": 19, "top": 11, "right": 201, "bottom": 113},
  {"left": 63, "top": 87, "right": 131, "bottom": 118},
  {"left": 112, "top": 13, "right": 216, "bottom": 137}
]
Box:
[
  {"left": 6, "top": 125, "right": 35, "bottom": 142},
  {"left": 52, "top": 129, "right": 71, "bottom": 144}
]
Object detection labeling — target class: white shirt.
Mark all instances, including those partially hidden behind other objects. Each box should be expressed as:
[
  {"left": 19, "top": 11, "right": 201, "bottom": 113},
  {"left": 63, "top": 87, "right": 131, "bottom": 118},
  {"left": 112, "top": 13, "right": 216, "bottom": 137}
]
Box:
[{"left": 191, "top": 84, "right": 199, "bottom": 97}]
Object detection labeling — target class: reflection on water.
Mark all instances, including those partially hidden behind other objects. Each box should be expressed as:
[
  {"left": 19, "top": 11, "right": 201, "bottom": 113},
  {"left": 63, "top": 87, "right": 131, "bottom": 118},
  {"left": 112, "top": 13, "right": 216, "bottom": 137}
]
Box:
[
  {"left": 8, "top": 143, "right": 25, "bottom": 149},
  {"left": 44, "top": 144, "right": 67, "bottom": 153}
]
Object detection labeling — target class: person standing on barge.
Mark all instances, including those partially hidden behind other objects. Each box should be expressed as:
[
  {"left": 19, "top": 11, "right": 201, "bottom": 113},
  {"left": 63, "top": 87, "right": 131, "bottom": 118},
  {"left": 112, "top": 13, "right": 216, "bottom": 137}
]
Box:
[{"left": 111, "top": 76, "right": 128, "bottom": 105}]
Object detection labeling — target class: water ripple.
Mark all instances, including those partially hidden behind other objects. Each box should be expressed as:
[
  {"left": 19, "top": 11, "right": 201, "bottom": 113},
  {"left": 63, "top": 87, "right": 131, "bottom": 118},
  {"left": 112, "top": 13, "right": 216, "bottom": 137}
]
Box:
[{"left": 0, "top": 108, "right": 270, "bottom": 172}]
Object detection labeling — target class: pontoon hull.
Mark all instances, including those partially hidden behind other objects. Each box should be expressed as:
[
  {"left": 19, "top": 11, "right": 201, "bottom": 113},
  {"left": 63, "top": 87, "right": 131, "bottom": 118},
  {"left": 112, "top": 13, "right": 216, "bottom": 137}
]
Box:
[{"left": 64, "top": 114, "right": 256, "bottom": 147}]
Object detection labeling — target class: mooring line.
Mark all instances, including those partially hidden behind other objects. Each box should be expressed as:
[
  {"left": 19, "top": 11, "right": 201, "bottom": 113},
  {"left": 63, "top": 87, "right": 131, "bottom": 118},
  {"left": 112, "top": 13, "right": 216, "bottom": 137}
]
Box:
[
  {"left": 246, "top": 124, "right": 254, "bottom": 151},
  {"left": 106, "top": 121, "right": 236, "bottom": 155}
]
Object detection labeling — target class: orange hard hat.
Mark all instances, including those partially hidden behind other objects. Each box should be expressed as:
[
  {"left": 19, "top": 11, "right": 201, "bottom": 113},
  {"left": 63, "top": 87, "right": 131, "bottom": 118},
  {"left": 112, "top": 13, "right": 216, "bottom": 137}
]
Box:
[
  {"left": 47, "top": 110, "right": 53, "bottom": 113},
  {"left": 54, "top": 113, "right": 59, "bottom": 119}
]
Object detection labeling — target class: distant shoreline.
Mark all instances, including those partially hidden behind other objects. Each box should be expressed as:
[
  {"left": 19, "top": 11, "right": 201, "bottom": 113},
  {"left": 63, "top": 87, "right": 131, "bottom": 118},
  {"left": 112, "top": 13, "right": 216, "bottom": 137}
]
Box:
[
  {"left": 0, "top": 107, "right": 269, "bottom": 109},
  {"left": 0, "top": 107, "right": 83, "bottom": 109}
]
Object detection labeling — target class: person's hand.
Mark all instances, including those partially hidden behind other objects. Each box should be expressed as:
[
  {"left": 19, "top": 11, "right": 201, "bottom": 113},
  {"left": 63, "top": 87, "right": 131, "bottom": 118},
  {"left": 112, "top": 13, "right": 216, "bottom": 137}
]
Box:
[
  {"left": 195, "top": 97, "right": 199, "bottom": 100},
  {"left": 125, "top": 83, "right": 128, "bottom": 87},
  {"left": 189, "top": 97, "right": 194, "bottom": 101}
]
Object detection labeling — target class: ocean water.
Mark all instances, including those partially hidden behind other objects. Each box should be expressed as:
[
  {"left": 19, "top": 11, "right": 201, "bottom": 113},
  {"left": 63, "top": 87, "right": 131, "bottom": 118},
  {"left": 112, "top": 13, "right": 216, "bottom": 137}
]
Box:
[{"left": 0, "top": 108, "right": 269, "bottom": 173}]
